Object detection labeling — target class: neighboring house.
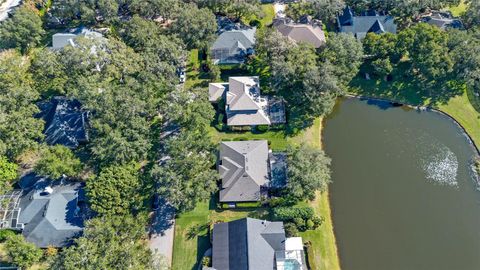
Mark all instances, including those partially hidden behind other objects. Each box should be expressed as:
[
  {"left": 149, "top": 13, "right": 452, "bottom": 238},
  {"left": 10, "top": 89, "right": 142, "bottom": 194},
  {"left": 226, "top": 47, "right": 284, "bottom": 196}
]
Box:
[
  {"left": 211, "top": 27, "right": 256, "bottom": 64},
  {"left": 337, "top": 7, "right": 397, "bottom": 39},
  {"left": 218, "top": 140, "right": 270, "bottom": 202},
  {"left": 51, "top": 27, "right": 103, "bottom": 49},
  {"left": 37, "top": 97, "right": 89, "bottom": 149},
  {"left": 421, "top": 11, "right": 463, "bottom": 30},
  {"left": 0, "top": 174, "right": 87, "bottom": 248},
  {"left": 209, "top": 76, "right": 286, "bottom": 126},
  {"left": 273, "top": 17, "right": 326, "bottom": 48},
  {"left": 212, "top": 218, "right": 306, "bottom": 270}
]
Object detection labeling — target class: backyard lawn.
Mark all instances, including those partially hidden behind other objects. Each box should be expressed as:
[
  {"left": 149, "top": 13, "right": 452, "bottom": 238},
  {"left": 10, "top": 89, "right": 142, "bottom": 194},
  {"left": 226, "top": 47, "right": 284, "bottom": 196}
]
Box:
[{"left": 446, "top": 0, "right": 468, "bottom": 16}]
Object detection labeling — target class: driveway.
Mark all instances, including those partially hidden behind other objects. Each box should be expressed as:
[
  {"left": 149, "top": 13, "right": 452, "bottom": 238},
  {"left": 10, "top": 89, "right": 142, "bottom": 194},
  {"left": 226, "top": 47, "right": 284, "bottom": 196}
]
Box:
[{"left": 149, "top": 198, "right": 176, "bottom": 267}]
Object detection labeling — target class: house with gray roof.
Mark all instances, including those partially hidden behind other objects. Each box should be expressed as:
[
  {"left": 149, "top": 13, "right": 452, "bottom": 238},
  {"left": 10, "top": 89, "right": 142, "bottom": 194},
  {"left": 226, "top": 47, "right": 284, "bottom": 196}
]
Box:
[
  {"left": 1, "top": 175, "right": 87, "bottom": 248},
  {"left": 212, "top": 218, "right": 306, "bottom": 270},
  {"left": 218, "top": 140, "right": 270, "bottom": 202},
  {"left": 209, "top": 76, "right": 285, "bottom": 126},
  {"left": 51, "top": 27, "right": 103, "bottom": 49},
  {"left": 337, "top": 7, "right": 397, "bottom": 39},
  {"left": 211, "top": 27, "right": 256, "bottom": 65},
  {"left": 421, "top": 11, "right": 463, "bottom": 30},
  {"left": 273, "top": 17, "right": 326, "bottom": 48},
  {"left": 37, "top": 97, "right": 89, "bottom": 149}
]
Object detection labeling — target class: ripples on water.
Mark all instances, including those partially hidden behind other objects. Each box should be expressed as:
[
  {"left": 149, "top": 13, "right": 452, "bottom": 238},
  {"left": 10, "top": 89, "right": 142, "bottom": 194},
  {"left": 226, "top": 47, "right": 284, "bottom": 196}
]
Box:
[{"left": 422, "top": 146, "right": 459, "bottom": 187}]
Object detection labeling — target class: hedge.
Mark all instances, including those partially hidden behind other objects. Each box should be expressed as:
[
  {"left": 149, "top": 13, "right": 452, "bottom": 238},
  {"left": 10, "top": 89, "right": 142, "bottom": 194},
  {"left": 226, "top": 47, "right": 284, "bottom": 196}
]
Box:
[{"left": 273, "top": 206, "right": 315, "bottom": 221}]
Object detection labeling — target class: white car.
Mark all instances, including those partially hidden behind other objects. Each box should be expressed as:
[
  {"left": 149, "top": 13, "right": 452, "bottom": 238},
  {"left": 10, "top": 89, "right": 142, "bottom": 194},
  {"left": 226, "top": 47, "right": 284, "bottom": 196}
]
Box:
[{"left": 179, "top": 71, "right": 186, "bottom": 83}]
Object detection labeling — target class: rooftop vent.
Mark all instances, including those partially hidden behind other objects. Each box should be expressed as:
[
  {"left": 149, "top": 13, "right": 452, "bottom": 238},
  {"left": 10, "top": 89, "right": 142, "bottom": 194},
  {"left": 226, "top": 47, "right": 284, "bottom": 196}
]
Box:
[{"left": 43, "top": 186, "right": 53, "bottom": 195}]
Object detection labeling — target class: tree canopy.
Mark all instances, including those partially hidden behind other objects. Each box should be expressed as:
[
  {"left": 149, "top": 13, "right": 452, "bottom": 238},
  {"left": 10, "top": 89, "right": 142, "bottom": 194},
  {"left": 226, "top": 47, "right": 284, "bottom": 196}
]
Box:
[
  {"left": 0, "top": 6, "right": 45, "bottom": 54},
  {"left": 320, "top": 33, "right": 364, "bottom": 87},
  {"left": 86, "top": 163, "right": 143, "bottom": 216},
  {"left": 170, "top": 4, "right": 217, "bottom": 50},
  {"left": 0, "top": 51, "right": 44, "bottom": 159},
  {"left": 52, "top": 215, "right": 154, "bottom": 270},
  {"left": 0, "top": 157, "right": 18, "bottom": 194},
  {"left": 398, "top": 23, "right": 453, "bottom": 85},
  {"left": 4, "top": 234, "right": 42, "bottom": 269},
  {"left": 285, "top": 144, "right": 332, "bottom": 202},
  {"left": 34, "top": 145, "right": 82, "bottom": 179}
]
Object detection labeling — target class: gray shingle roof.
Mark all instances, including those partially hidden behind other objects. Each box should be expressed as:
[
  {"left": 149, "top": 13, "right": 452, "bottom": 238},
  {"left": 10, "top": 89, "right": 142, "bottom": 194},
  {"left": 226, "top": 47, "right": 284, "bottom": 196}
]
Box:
[
  {"left": 338, "top": 7, "right": 397, "bottom": 39},
  {"left": 17, "top": 178, "right": 85, "bottom": 248},
  {"left": 211, "top": 28, "right": 256, "bottom": 64},
  {"left": 52, "top": 27, "right": 103, "bottom": 49},
  {"left": 212, "top": 218, "right": 286, "bottom": 270},
  {"left": 226, "top": 77, "right": 270, "bottom": 126},
  {"left": 219, "top": 140, "right": 269, "bottom": 202}
]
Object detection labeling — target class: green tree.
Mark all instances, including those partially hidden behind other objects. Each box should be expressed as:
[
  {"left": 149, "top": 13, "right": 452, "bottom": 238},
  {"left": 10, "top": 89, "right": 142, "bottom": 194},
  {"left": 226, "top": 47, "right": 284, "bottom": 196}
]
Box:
[
  {"left": 0, "top": 157, "right": 18, "bottom": 194},
  {"left": 170, "top": 4, "right": 217, "bottom": 50},
  {"left": 372, "top": 58, "right": 393, "bottom": 78},
  {"left": 57, "top": 38, "right": 162, "bottom": 165},
  {"left": 86, "top": 163, "right": 143, "bottom": 215},
  {"left": 34, "top": 145, "right": 82, "bottom": 179},
  {"left": 450, "top": 29, "right": 480, "bottom": 94},
  {"left": 287, "top": 0, "right": 345, "bottom": 22},
  {"left": 4, "top": 234, "right": 42, "bottom": 268},
  {"left": 363, "top": 32, "right": 399, "bottom": 63},
  {"left": 52, "top": 214, "right": 154, "bottom": 270},
  {"left": 130, "top": 0, "right": 180, "bottom": 20},
  {"left": 463, "top": 1, "right": 480, "bottom": 29},
  {"left": 285, "top": 144, "right": 332, "bottom": 201},
  {"left": 0, "top": 6, "right": 45, "bottom": 54},
  {"left": 320, "top": 33, "right": 364, "bottom": 87},
  {"left": 398, "top": 23, "right": 453, "bottom": 85},
  {"left": 30, "top": 48, "right": 68, "bottom": 97},
  {"left": 198, "top": 0, "right": 262, "bottom": 19},
  {"left": 256, "top": 30, "right": 342, "bottom": 126},
  {"left": 0, "top": 51, "right": 44, "bottom": 159},
  {"left": 150, "top": 130, "right": 218, "bottom": 212},
  {"left": 52, "top": 0, "right": 120, "bottom": 25}
]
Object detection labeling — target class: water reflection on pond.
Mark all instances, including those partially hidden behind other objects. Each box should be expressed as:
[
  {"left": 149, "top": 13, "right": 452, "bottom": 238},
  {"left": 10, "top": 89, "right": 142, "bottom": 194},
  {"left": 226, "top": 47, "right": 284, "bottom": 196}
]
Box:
[{"left": 325, "top": 98, "right": 480, "bottom": 270}]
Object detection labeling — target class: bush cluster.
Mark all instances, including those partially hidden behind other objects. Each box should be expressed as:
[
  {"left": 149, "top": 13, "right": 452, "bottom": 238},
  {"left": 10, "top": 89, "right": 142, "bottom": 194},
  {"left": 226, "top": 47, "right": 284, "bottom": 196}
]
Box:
[{"left": 273, "top": 206, "right": 324, "bottom": 234}]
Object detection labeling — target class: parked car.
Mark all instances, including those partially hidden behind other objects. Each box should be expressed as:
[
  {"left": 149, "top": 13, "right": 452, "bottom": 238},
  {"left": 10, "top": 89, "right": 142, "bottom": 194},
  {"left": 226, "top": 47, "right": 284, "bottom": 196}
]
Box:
[{"left": 179, "top": 70, "right": 186, "bottom": 83}]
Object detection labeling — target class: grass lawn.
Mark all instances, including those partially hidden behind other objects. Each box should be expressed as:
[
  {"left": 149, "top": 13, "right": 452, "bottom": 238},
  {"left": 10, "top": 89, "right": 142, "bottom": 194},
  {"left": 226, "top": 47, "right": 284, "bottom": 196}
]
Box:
[
  {"left": 300, "top": 191, "right": 341, "bottom": 270},
  {"left": 243, "top": 3, "right": 275, "bottom": 27},
  {"left": 208, "top": 117, "right": 322, "bottom": 152},
  {"left": 436, "top": 92, "right": 480, "bottom": 147},
  {"left": 447, "top": 0, "right": 468, "bottom": 16}
]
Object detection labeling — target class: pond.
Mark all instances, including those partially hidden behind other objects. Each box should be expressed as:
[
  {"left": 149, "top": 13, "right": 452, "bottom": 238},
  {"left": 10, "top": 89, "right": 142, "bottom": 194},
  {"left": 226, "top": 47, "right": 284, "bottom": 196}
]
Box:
[{"left": 324, "top": 98, "right": 480, "bottom": 270}]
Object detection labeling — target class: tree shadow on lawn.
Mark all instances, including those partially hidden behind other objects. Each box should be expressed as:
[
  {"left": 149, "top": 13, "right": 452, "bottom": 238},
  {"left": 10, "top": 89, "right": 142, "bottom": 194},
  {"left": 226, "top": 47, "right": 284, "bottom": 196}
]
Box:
[
  {"left": 349, "top": 62, "right": 464, "bottom": 108},
  {"left": 192, "top": 233, "right": 210, "bottom": 270}
]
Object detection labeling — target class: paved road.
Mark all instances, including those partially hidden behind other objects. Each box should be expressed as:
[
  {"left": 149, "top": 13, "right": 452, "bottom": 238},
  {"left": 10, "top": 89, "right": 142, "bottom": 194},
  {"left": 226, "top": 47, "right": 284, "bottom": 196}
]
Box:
[{"left": 149, "top": 199, "right": 176, "bottom": 268}]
